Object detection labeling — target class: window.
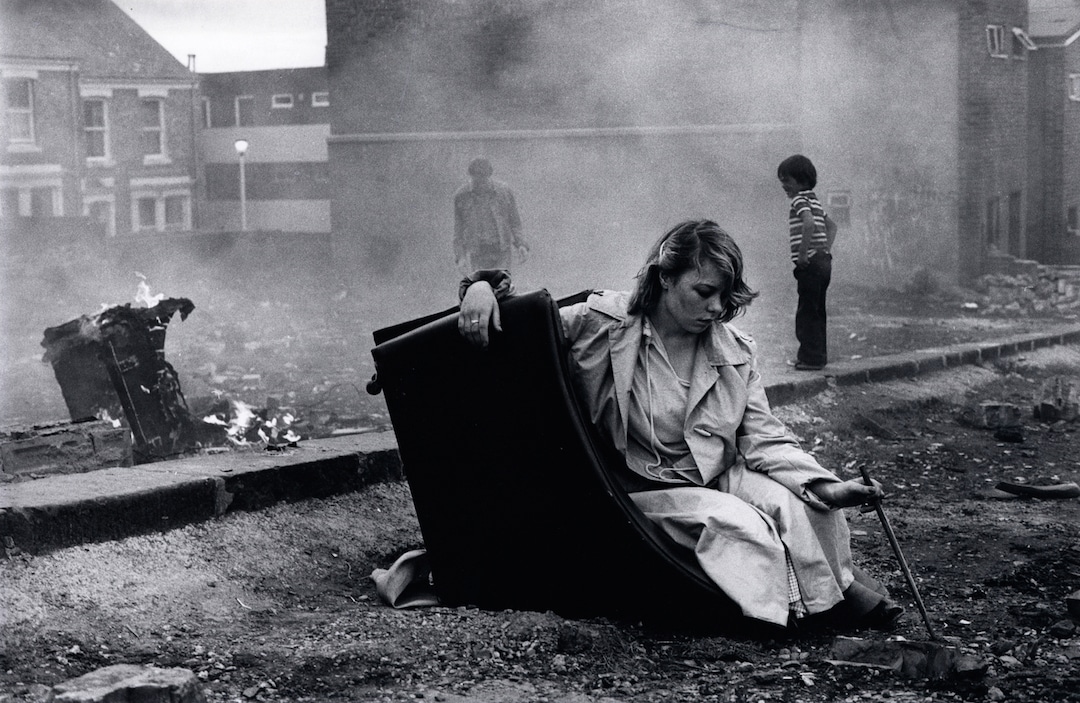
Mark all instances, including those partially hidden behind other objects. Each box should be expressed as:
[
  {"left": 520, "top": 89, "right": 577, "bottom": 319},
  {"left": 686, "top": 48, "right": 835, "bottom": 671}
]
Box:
[
  {"left": 139, "top": 99, "right": 164, "bottom": 156},
  {"left": 986, "top": 25, "right": 1007, "bottom": 57},
  {"left": 985, "top": 197, "right": 1001, "bottom": 248},
  {"left": 133, "top": 193, "right": 190, "bottom": 233},
  {"left": 311, "top": 91, "right": 329, "bottom": 107},
  {"left": 164, "top": 195, "right": 186, "bottom": 227},
  {"left": 1068, "top": 206, "right": 1079, "bottom": 236},
  {"left": 235, "top": 96, "right": 254, "bottom": 126},
  {"left": 84, "top": 198, "right": 116, "bottom": 237},
  {"left": 825, "top": 191, "right": 851, "bottom": 226},
  {"left": 1070, "top": 74, "right": 1080, "bottom": 102},
  {"left": 1, "top": 187, "right": 21, "bottom": 217},
  {"left": 4, "top": 77, "right": 34, "bottom": 143},
  {"left": 201, "top": 97, "right": 212, "bottom": 128},
  {"left": 137, "top": 197, "right": 157, "bottom": 230},
  {"left": 83, "top": 99, "right": 109, "bottom": 159},
  {"left": 1011, "top": 28, "right": 1035, "bottom": 58},
  {"left": 271, "top": 94, "right": 294, "bottom": 109}
]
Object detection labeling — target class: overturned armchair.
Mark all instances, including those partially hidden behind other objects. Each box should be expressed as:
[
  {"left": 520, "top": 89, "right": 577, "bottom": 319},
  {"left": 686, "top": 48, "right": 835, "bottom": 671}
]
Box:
[{"left": 367, "top": 220, "right": 903, "bottom": 636}]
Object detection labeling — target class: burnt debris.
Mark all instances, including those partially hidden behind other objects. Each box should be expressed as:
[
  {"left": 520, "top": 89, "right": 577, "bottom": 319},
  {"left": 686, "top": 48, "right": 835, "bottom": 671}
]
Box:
[{"left": 41, "top": 298, "right": 198, "bottom": 464}]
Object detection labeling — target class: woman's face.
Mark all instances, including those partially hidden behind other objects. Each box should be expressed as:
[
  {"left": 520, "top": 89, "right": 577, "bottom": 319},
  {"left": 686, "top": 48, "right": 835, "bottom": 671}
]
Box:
[{"left": 658, "top": 259, "right": 729, "bottom": 335}]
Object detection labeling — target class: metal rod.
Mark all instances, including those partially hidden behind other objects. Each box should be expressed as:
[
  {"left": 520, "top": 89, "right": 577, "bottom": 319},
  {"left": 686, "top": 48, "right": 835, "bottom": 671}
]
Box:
[{"left": 860, "top": 466, "right": 940, "bottom": 640}]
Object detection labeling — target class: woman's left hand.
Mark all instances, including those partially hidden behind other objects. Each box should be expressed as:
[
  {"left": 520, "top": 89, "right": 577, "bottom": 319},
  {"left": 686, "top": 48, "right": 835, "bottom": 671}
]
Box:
[{"left": 810, "top": 478, "right": 884, "bottom": 508}]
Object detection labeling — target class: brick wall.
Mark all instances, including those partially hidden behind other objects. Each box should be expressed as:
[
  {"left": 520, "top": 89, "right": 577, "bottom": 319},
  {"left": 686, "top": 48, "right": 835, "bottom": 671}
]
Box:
[
  {"left": 1027, "top": 42, "right": 1065, "bottom": 262},
  {"left": 957, "top": 0, "right": 1030, "bottom": 279},
  {"left": 1066, "top": 43, "right": 1080, "bottom": 246}
]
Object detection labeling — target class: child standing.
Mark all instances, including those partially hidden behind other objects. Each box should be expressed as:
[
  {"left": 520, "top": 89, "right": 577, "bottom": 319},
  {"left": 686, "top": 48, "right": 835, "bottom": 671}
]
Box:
[{"left": 777, "top": 154, "right": 837, "bottom": 371}]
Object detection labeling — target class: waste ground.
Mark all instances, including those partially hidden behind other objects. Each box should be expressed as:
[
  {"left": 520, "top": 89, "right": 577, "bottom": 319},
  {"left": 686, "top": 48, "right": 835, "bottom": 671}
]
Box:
[{"left": 3, "top": 344, "right": 1080, "bottom": 703}]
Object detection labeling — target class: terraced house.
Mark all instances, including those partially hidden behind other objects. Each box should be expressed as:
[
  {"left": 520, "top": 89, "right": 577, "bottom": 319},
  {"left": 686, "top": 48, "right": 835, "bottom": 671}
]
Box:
[{"left": 0, "top": 0, "right": 197, "bottom": 238}]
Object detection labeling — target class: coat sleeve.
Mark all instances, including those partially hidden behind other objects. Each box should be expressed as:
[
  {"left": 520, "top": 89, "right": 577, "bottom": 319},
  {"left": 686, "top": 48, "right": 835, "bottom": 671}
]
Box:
[{"left": 735, "top": 357, "right": 841, "bottom": 510}]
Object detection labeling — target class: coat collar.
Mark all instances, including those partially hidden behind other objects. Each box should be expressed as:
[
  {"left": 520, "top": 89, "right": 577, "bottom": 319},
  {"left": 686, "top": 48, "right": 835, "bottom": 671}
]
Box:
[{"left": 588, "top": 290, "right": 752, "bottom": 368}]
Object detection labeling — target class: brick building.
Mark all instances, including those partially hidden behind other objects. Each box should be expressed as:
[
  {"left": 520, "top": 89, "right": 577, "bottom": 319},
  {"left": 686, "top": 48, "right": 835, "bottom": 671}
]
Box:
[
  {"left": 198, "top": 68, "right": 330, "bottom": 232},
  {"left": 0, "top": 0, "right": 198, "bottom": 238},
  {"left": 798, "top": 0, "right": 1034, "bottom": 282},
  {"left": 1028, "top": 0, "right": 1080, "bottom": 263}
]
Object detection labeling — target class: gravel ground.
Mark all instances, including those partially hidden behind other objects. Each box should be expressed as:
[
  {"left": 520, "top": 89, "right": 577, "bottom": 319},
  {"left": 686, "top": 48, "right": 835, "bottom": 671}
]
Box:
[{"left": 3, "top": 347, "right": 1080, "bottom": 702}]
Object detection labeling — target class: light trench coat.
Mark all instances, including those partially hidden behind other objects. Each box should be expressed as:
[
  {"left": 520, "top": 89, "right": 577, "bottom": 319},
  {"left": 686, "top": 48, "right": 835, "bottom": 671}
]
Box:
[{"left": 559, "top": 290, "right": 855, "bottom": 625}]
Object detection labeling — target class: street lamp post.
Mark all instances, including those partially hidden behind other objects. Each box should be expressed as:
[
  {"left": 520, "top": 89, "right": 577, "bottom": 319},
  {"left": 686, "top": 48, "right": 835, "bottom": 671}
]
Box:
[{"left": 234, "top": 138, "right": 249, "bottom": 231}]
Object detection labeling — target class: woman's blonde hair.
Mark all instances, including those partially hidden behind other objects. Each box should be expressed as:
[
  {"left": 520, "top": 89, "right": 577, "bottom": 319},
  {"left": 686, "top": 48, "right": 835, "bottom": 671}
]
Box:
[{"left": 627, "top": 219, "right": 757, "bottom": 322}]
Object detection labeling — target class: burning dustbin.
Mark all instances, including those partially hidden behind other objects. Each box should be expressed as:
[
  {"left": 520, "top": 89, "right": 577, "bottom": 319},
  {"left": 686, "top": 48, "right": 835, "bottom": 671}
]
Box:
[{"left": 41, "top": 297, "right": 197, "bottom": 464}]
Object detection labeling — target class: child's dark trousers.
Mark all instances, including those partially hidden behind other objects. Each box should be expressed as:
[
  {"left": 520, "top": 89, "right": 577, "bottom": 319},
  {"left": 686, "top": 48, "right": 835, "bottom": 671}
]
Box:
[{"left": 793, "top": 253, "right": 832, "bottom": 367}]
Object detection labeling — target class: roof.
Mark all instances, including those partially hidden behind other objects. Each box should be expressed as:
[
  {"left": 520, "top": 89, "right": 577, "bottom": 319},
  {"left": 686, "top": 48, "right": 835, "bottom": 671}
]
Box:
[
  {"left": 1028, "top": 0, "right": 1080, "bottom": 43},
  {"left": 0, "top": 0, "right": 191, "bottom": 79}
]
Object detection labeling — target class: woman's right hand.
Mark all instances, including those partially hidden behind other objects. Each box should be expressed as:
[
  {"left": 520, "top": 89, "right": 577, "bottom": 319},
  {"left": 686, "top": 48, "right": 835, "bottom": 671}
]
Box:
[{"left": 458, "top": 281, "right": 501, "bottom": 348}]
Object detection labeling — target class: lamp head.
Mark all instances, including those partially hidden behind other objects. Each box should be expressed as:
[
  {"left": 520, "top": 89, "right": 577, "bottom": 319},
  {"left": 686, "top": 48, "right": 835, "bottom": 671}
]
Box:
[{"left": 234, "top": 139, "right": 249, "bottom": 157}]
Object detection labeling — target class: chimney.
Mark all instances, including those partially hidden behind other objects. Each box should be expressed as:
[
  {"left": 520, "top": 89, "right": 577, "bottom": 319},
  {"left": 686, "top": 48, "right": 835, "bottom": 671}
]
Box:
[{"left": 187, "top": 54, "right": 197, "bottom": 72}]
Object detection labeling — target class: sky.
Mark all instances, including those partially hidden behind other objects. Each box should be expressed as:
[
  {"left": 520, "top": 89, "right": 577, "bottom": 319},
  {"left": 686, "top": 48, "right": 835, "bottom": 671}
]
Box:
[{"left": 113, "top": 0, "right": 327, "bottom": 73}]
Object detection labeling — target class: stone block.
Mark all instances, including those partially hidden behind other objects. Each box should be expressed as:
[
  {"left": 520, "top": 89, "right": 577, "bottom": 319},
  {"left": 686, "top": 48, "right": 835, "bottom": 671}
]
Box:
[
  {"left": 51, "top": 664, "right": 205, "bottom": 702},
  {"left": 0, "top": 421, "right": 132, "bottom": 479}
]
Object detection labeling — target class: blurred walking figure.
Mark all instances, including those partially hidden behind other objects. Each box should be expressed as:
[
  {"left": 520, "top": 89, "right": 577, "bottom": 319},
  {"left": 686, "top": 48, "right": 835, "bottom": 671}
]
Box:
[
  {"left": 778, "top": 154, "right": 837, "bottom": 371},
  {"left": 453, "top": 157, "right": 528, "bottom": 273}
]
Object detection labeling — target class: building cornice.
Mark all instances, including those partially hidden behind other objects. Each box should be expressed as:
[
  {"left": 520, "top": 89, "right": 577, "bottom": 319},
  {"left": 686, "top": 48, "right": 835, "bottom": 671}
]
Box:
[{"left": 327, "top": 123, "right": 798, "bottom": 144}]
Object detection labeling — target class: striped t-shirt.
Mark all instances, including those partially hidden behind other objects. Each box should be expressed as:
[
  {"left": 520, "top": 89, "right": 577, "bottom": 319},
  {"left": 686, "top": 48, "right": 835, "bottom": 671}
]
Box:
[{"left": 788, "top": 190, "right": 828, "bottom": 263}]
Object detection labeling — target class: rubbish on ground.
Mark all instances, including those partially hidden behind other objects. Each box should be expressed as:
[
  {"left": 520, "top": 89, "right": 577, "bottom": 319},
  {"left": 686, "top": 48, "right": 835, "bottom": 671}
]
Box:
[
  {"left": 1067, "top": 590, "right": 1080, "bottom": 620},
  {"left": 41, "top": 298, "right": 198, "bottom": 464},
  {"left": 827, "top": 636, "right": 987, "bottom": 680},
  {"left": 958, "top": 402, "right": 1021, "bottom": 430},
  {"left": 1034, "top": 376, "right": 1079, "bottom": 423},
  {"left": 994, "top": 481, "right": 1080, "bottom": 499}
]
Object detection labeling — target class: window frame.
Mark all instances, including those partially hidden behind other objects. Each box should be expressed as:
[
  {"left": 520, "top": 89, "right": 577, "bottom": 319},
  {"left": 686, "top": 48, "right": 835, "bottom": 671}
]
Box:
[
  {"left": 1011, "top": 27, "right": 1036, "bottom": 59},
  {"left": 1068, "top": 205, "right": 1079, "bottom": 236},
  {"left": 131, "top": 191, "right": 191, "bottom": 233},
  {"left": 4, "top": 77, "right": 36, "bottom": 145},
  {"left": 83, "top": 196, "right": 116, "bottom": 237},
  {"left": 311, "top": 91, "right": 329, "bottom": 107},
  {"left": 1069, "top": 74, "right": 1080, "bottom": 102},
  {"left": 271, "top": 93, "right": 294, "bottom": 109},
  {"left": 986, "top": 25, "right": 1007, "bottom": 58},
  {"left": 139, "top": 98, "right": 167, "bottom": 161},
  {"left": 83, "top": 98, "right": 110, "bottom": 161},
  {"left": 234, "top": 95, "right": 255, "bottom": 127},
  {"left": 825, "top": 190, "right": 851, "bottom": 226},
  {"left": 201, "top": 96, "right": 212, "bottom": 128}
]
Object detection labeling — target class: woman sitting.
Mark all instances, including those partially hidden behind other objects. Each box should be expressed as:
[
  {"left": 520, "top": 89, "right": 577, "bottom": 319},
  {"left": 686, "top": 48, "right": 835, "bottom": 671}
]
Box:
[{"left": 458, "top": 219, "right": 903, "bottom": 630}]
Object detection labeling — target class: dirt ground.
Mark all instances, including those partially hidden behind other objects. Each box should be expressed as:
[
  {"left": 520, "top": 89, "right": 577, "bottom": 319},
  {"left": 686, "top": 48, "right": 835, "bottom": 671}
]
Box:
[{"left": 3, "top": 342, "right": 1080, "bottom": 703}]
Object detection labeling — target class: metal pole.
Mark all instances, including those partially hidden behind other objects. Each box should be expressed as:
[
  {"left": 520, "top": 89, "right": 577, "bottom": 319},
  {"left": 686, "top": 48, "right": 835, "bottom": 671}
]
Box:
[
  {"left": 860, "top": 466, "right": 940, "bottom": 640},
  {"left": 239, "top": 152, "right": 248, "bottom": 231}
]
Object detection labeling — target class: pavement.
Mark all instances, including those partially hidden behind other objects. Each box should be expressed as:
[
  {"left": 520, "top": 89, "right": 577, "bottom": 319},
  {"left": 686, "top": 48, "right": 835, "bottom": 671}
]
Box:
[{"left": 4, "top": 321, "right": 1080, "bottom": 557}]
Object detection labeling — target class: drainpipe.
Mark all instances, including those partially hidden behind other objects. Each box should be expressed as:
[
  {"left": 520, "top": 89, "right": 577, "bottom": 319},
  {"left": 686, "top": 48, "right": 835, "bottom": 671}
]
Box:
[{"left": 187, "top": 53, "right": 201, "bottom": 231}]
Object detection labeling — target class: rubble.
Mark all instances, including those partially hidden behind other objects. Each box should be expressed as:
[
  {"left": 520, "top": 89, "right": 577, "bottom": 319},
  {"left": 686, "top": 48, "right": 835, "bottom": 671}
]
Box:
[
  {"left": 973, "top": 265, "right": 1080, "bottom": 315},
  {"left": 827, "top": 635, "right": 988, "bottom": 680}
]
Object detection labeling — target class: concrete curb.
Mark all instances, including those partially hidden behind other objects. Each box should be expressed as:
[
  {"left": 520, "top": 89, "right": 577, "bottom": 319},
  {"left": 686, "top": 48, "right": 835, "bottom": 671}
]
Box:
[
  {"left": 4, "top": 323, "right": 1080, "bottom": 556},
  {"left": 1, "top": 433, "right": 401, "bottom": 555},
  {"left": 763, "top": 322, "right": 1080, "bottom": 407}
]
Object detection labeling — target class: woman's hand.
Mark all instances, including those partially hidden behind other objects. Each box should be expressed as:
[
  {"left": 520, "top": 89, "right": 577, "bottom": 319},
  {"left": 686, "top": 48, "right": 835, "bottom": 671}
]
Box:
[
  {"left": 458, "top": 281, "right": 501, "bottom": 348},
  {"left": 809, "top": 477, "right": 884, "bottom": 509}
]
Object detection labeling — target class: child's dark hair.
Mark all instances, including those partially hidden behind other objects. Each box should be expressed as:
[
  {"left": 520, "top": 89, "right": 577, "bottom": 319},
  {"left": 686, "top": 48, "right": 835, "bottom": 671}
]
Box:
[{"left": 777, "top": 154, "right": 817, "bottom": 190}]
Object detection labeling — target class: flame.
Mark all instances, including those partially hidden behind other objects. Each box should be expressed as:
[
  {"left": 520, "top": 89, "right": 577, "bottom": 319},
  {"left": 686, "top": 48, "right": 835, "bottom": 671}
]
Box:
[
  {"left": 204, "top": 399, "right": 301, "bottom": 449},
  {"left": 134, "top": 275, "right": 164, "bottom": 307},
  {"left": 96, "top": 408, "right": 122, "bottom": 428}
]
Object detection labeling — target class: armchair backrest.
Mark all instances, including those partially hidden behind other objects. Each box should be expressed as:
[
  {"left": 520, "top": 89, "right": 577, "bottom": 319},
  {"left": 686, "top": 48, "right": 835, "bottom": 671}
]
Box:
[{"left": 371, "top": 289, "right": 738, "bottom": 626}]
